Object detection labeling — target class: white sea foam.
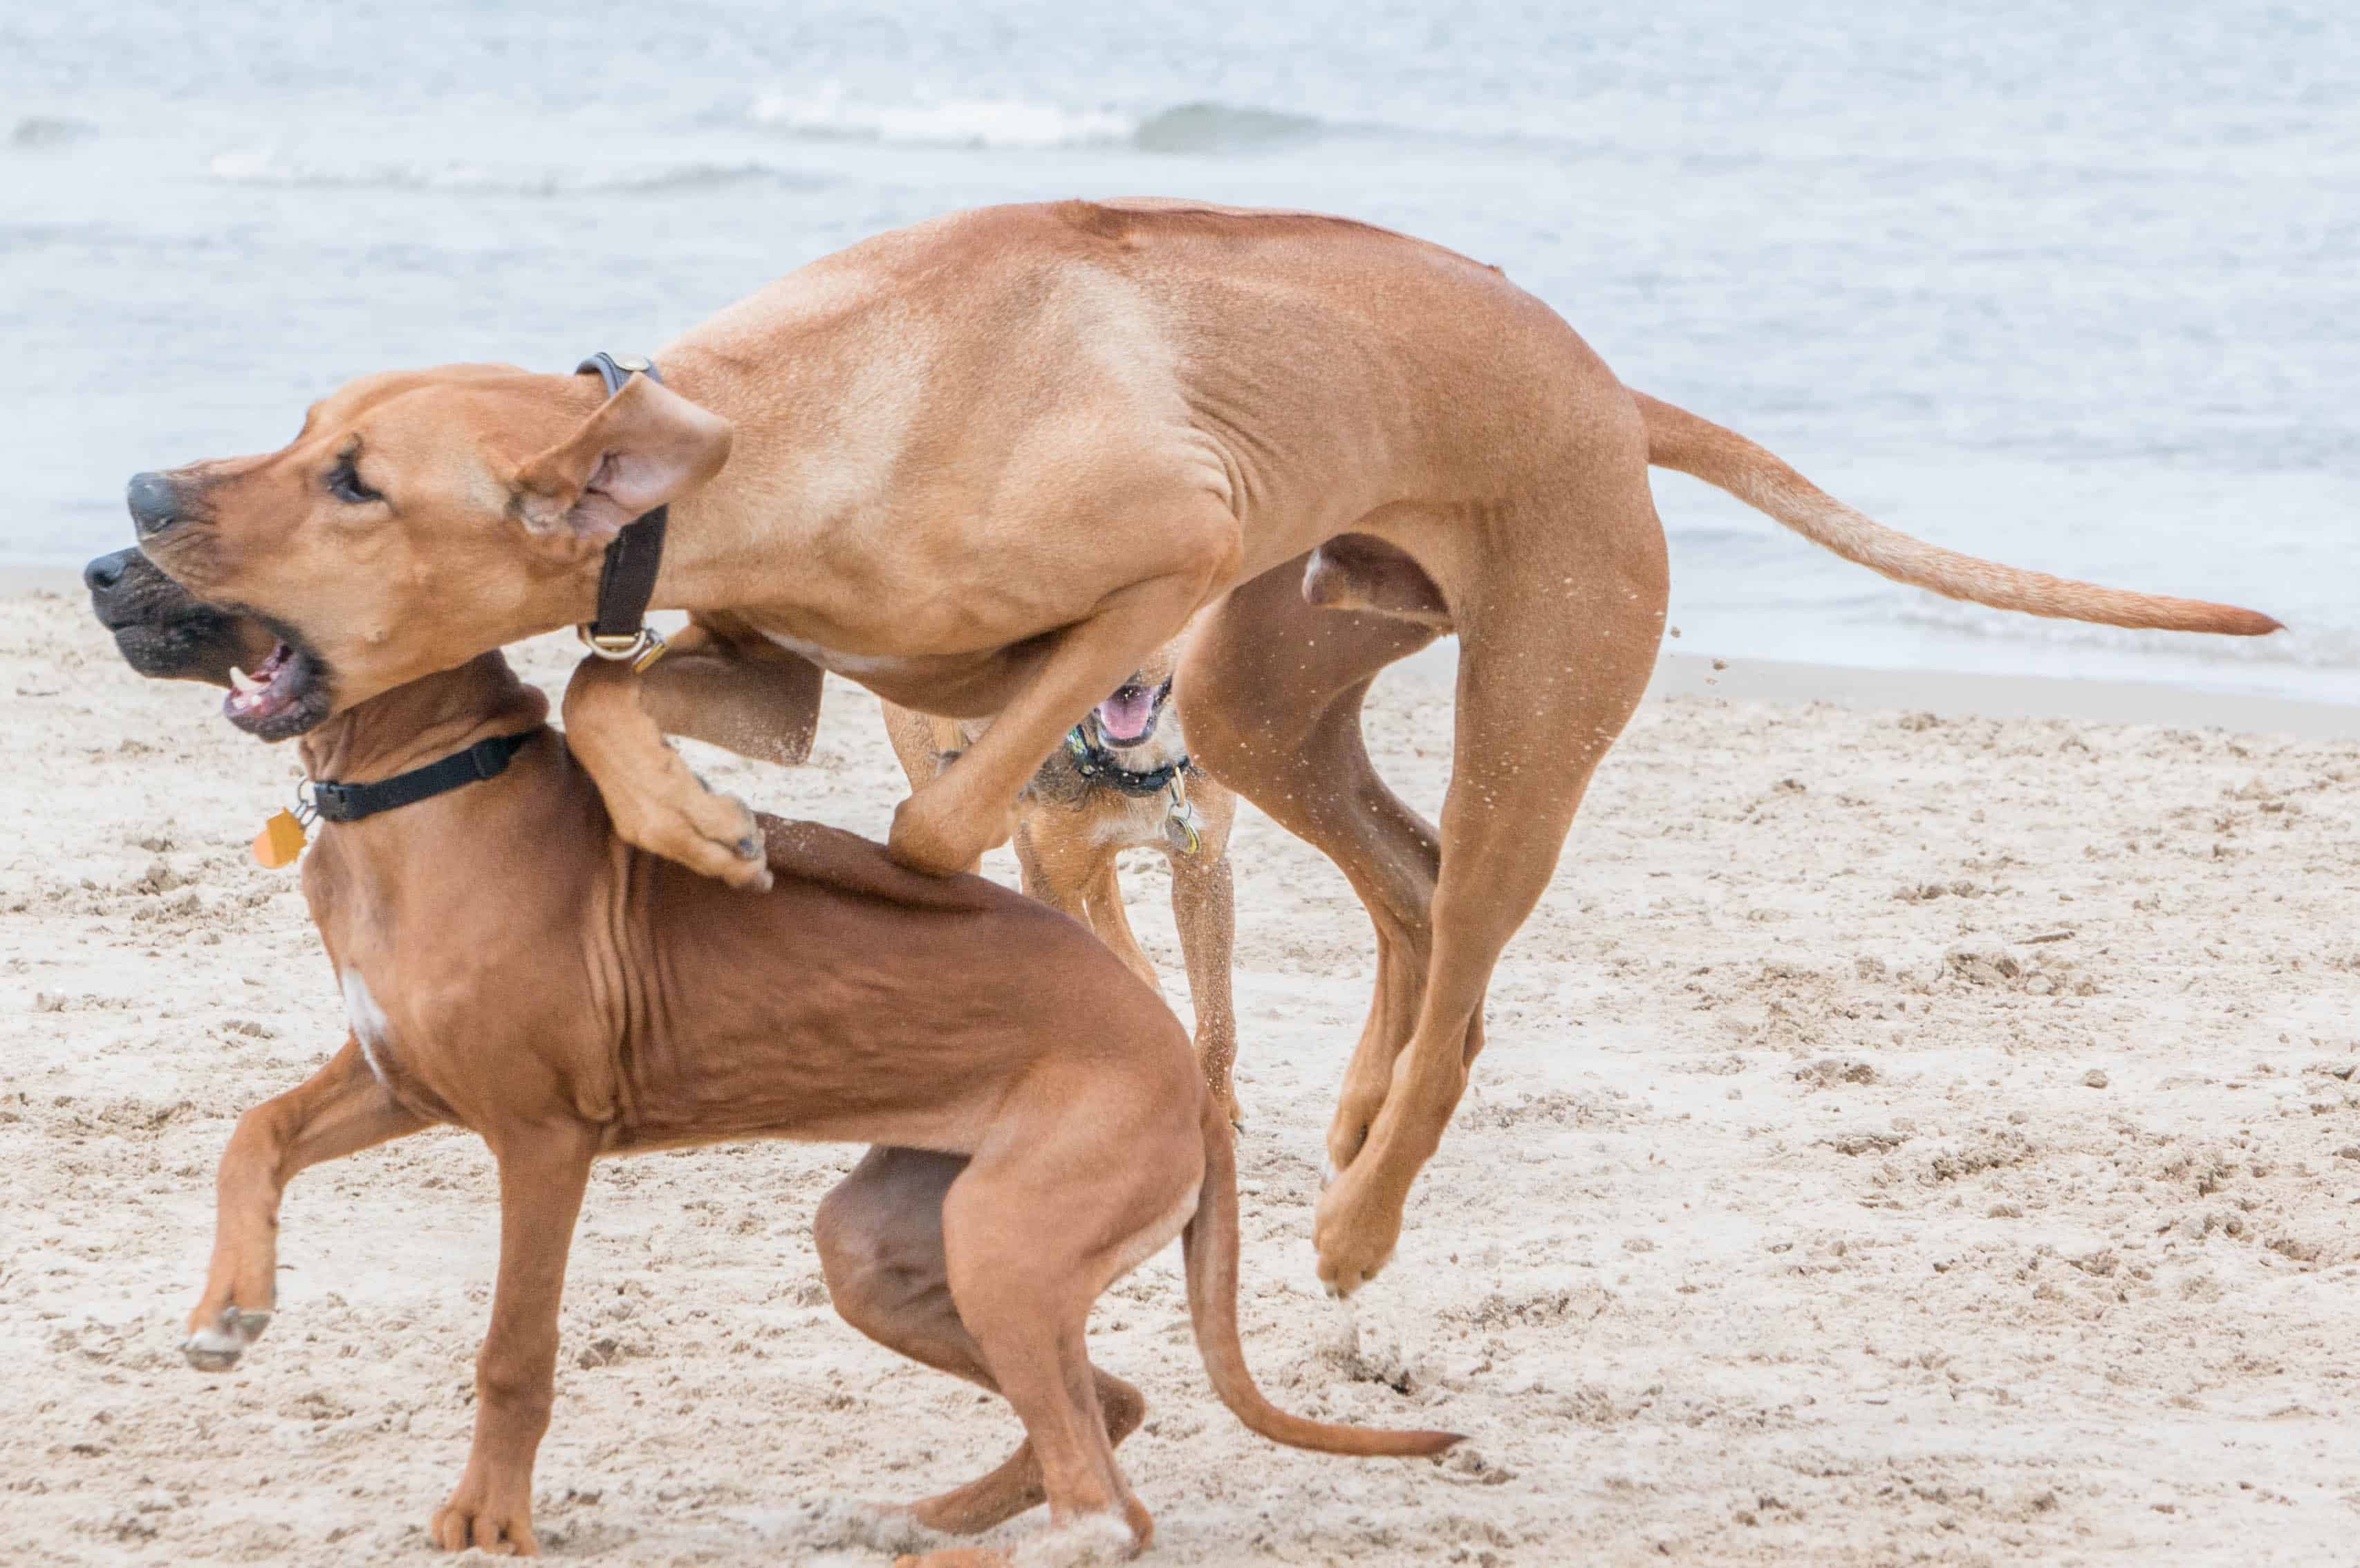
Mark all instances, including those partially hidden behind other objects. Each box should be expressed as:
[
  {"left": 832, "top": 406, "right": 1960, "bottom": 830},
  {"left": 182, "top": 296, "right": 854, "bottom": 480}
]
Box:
[
  {"left": 750, "top": 84, "right": 1135, "bottom": 149},
  {"left": 748, "top": 86, "right": 1326, "bottom": 153},
  {"left": 205, "top": 149, "right": 821, "bottom": 196}
]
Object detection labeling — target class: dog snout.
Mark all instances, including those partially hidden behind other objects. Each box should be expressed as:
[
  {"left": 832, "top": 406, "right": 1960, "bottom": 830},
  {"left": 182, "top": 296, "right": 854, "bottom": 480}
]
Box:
[
  {"left": 83, "top": 548, "right": 134, "bottom": 594},
  {"left": 126, "top": 471, "right": 183, "bottom": 538}
]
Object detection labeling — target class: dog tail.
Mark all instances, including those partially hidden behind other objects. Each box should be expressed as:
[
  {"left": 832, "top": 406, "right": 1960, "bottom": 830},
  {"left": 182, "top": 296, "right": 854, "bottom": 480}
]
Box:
[
  {"left": 1630, "top": 391, "right": 2282, "bottom": 637},
  {"left": 1181, "top": 1108, "right": 1462, "bottom": 1458}
]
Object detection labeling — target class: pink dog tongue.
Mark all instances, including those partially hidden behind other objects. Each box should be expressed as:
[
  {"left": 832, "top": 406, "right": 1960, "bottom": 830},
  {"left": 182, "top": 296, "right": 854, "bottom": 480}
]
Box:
[{"left": 1096, "top": 687, "right": 1157, "bottom": 743}]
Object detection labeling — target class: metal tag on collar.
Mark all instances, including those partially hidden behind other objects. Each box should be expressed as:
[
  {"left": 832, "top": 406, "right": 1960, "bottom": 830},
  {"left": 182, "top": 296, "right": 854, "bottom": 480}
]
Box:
[
  {"left": 577, "top": 623, "right": 669, "bottom": 672},
  {"left": 1164, "top": 787, "right": 1204, "bottom": 857},
  {"left": 1165, "top": 770, "right": 1202, "bottom": 855},
  {"left": 251, "top": 780, "right": 318, "bottom": 870}
]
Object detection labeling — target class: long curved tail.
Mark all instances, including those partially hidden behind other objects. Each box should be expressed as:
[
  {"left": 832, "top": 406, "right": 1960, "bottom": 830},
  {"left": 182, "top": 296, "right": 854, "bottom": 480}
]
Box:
[
  {"left": 1632, "top": 392, "right": 2281, "bottom": 637},
  {"left": 1180, "top": 1109, "right": 1460, "bottom": 1458}
]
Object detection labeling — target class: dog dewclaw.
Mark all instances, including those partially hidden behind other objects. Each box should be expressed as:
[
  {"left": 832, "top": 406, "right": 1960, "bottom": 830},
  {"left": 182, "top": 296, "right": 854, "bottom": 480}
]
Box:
[{"left": 251, "top": 809, "right": 308, "bottom": 869}]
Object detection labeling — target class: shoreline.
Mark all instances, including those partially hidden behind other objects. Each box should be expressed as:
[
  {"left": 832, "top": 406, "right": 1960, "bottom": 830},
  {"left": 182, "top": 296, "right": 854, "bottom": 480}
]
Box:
[
  {"left": 21, "top": 566, "right": 2352, "bottom": 742},
  {"left": 1398, "top": 642, "right": 2360, "bottom": 742}
]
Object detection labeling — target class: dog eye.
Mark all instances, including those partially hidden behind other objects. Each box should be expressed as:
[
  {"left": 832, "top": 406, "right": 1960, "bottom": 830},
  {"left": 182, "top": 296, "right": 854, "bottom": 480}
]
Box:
[{"left": 326, "top": 459, "right": 381, "bottom": 506}]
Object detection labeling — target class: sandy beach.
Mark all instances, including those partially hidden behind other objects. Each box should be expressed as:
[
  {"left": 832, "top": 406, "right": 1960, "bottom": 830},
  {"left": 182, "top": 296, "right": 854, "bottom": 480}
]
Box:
[{"left": 5, "top": 580, "right": 2357, "bottom": 1565}]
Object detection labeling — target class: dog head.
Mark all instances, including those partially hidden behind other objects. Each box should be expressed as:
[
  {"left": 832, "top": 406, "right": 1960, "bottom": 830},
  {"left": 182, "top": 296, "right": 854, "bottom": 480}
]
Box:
[
  {"left": 85, "top": 545, "right": 276, "bottom": 693},
  {"left": 1081, "top": 638, "right": 1189, "bottom": 770},
  {"left": 127, "top": 364, "right": 731, "bottom": 736}
]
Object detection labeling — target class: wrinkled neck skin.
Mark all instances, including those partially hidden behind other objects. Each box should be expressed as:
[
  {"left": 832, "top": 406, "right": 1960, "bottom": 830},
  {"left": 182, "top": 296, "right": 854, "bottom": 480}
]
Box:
[
  {"left": 292, "top": 655, "right": 601, "bottom": 1011},
  {"left": 298, "top": 653, "right": 549, "bottom": 785}
]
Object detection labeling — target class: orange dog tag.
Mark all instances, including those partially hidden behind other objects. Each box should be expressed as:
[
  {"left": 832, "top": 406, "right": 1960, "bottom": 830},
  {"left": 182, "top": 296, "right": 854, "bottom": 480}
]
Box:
[{"left": 251, "top": 810, "right": 308, "bottom": 869}]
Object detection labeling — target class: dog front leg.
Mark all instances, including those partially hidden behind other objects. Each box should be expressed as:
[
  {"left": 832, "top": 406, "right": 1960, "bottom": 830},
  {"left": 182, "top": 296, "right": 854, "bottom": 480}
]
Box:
[
  {"left": 889, "top": 566, "right": 1218, "bottom": 876},
  {"left": 635, "top": 617, "right": 824, "bottom": 767},
  {"left": 879, "top": 700, "right": 950, "bottom": 792},
  {"left": 564, "top": 653, "right": 773, "bottom": 892},
  {"left": 431, "top": 1123, "right": 597, "bottom": 1558},
  {"left": 184, "top": 1038, "right": 427, "bottom": 1370},
  {"left": 1170, "top": 851, "right": 1242, "bottom": 1128},
  {"left": 1010, "top": 823, "right": 1160, "bottom": 994}
]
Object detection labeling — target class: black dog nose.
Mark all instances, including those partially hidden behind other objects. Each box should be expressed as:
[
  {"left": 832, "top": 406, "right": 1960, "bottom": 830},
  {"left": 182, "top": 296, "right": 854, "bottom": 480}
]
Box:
[
  {"left": 126, "top": 471, "right": 181, "bottom": 537},
  {"left": 83, "top": 548, "right": 135, "bottom": 593}
]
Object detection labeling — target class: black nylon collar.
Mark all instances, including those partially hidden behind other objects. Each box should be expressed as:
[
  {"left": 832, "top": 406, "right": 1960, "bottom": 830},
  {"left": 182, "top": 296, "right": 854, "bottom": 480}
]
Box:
[
  {"left": 1063, "top": 727, "right": 1191, "bottom": 797},
  {"left": 577, "top": 352, "right": 667, "bottom": 646},
  {"left": 308, "top": 732, "right": 538, "bottom": 824}
]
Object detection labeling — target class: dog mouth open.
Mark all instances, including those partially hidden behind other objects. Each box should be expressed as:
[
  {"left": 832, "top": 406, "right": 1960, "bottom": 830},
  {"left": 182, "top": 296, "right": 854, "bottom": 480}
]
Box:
[
  {"left": 1093, "top": 680, "right": 1169, "bottom": 747},
  {"left": 225, "top": 638, "right": 332, "bottom": 740}
]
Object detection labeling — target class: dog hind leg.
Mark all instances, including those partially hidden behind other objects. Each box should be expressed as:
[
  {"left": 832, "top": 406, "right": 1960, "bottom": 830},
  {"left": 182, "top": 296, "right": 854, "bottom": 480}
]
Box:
[
  {"left": 915, "top": 1089, "right": 1204, "bottom": 1563},
  {"left": 1176, "top": 554, "right": 1449, "bottom": 1175},
  {"left": 815, "top": 1148, "right": 1148, "bottom": 1538},
  {"left": 1311, "top": 473, "right": 1669, "bottom": 1296}
]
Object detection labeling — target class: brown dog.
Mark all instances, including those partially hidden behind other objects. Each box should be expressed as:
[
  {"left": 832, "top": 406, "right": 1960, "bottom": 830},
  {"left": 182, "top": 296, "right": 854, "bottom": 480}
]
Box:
[
  {"left": 84, "top": 548, "right": 1453, "bottom": 1562},
  {"left": 884, "top": 637, "right": 1243, "bottom": 1126},
  {"left": 127, "top": 198, "right": 2282, "bottom": 1295}
]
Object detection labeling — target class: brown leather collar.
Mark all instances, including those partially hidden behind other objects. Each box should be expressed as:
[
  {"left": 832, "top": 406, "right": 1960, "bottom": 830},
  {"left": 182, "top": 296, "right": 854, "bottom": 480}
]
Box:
[{"left": 575, "top": 352, "right": 667, "bottom": 668}]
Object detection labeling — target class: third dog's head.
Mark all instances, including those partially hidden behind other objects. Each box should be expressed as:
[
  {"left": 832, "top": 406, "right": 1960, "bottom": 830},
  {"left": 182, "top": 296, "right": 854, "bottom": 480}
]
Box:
[{"left": 1081, "top": 639, "right": 1189, "bottom": 771}]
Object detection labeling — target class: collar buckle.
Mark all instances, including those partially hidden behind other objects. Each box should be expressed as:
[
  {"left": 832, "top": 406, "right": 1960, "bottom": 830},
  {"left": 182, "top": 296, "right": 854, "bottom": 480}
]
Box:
[{"left": 577, "top": 623, "right": 669, "bottom": 671}]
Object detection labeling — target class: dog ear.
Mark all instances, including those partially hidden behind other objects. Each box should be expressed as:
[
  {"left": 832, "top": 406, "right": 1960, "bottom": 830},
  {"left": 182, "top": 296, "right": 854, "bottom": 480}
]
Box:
[{"left": 512, "top": 375, "right": 733, "bottom": 544}]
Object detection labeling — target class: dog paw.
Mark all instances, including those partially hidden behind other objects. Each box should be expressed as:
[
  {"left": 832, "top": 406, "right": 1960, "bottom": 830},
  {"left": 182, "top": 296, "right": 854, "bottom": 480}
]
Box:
[
  {"left": 1312, "top": 1166, "right": 1404, "bottom": 1300},
  {"left": 182, "top": 1305, "right": 271, "bottom": 1371},
  {"left": 677, "top": 780, "right": 772, "bottom": 890},
  {"left": 1007, "top": 1511, "right": 1140, "bottom": 1567},
  {"left": 786, "top": 1498, "right": 940, "bottom": 1556},
  {"left": 886, "top": 792, "right": 1008, "bottom": 877},
  {"left": 430, "top": 1486, "right": 537, "bottom": 1557},
  {"left": 616, "top": 779, "right": 771, "bottom": 892}
]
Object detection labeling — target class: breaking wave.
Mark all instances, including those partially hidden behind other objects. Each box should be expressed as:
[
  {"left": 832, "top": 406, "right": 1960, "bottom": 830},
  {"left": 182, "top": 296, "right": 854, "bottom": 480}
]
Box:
[
  {"left": 10, "top": 116, "right": 99, "bottom": 150},
  {"left": 205, "top": 150, "right": 828, "bottom": 196},
  {"left": 748, "top": 88, "right": 1326, "bottom": 153}
]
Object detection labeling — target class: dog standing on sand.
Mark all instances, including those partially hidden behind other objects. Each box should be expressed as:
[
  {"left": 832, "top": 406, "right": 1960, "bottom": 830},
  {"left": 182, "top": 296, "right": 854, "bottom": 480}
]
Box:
[
  {"left": 124, "top": 198, "right": 2281, "bottom": 1296},
  {"left": 84, "top": 548, "right": 1453, "bottom": 1564},
  {"left": 884, "top": 635, "right": 1243, "bottom": 1126}
]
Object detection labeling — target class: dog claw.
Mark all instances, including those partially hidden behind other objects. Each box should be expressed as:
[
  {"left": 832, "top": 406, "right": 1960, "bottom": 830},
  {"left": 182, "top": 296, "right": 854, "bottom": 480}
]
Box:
[{"left": 183, "top": 1306, "right": 271, "bottom": 1371}]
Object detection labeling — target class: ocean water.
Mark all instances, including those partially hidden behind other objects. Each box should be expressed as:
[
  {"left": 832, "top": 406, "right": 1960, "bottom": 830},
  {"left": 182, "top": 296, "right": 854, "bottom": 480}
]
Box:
[{"left": 6, "top": 0, "right": 2354, "bottom": 702}]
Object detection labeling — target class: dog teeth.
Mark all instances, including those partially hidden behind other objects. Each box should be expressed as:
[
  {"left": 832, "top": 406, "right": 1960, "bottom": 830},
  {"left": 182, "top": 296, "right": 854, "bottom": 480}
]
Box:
[{"left": 228, "top": 664, "right": 262, "bottom": 693}]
